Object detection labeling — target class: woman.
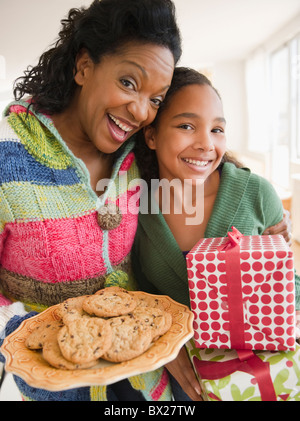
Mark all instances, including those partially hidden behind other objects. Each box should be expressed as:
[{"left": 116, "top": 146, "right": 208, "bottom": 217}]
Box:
[{"left": 0, "top": 0, "right": 181, "bottom": 401}]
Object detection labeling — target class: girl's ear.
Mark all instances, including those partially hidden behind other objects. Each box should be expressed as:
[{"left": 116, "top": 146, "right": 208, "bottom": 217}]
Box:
[{"left": 144, "top": 126, "right": 157, "bottom": 150}]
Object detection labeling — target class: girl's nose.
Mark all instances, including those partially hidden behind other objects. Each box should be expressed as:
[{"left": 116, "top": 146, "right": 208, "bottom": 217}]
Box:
[{"left": 193, "top": 131, "right": 215, "bottom": 151}]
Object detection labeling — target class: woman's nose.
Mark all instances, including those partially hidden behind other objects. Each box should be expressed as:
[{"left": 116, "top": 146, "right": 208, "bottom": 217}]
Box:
[{"left": 127, "top": 97, "right": 150, "bottom": 124}]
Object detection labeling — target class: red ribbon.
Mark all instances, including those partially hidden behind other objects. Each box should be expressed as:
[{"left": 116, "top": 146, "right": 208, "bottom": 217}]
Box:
[
  {"left": 192, "top": 227, "right": 277, "bottom": 400},
  {"left": 193, "top": 350, "right": 277, "bottom": 401},
  {"left": 219, "top": 227, "right": 245, "bottom": 349}
]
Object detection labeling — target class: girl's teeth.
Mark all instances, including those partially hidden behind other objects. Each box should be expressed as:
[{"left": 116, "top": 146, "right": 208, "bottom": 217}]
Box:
[
  {"left": 183, "top": 158, "right": 209, "bottom": 166},
  {"left": 108, "top": 114, "right": 132, "bottom": 132}
]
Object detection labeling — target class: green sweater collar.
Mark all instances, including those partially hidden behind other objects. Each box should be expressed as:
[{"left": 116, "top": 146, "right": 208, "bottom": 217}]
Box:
[
  {"left": 138, "top": 163, "right": 252, "bottom": 281},
  {"left": 205, "top": 163, "right": 251, "bottom": 237}
]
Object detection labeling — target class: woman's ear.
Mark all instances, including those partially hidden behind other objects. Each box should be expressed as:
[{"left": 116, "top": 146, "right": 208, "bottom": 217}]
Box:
[
  {"left": 74, "top": 49, "right": 93, "bottom": 86},
  {"left": 144, "top": 126, "right": 157, "bottom": 150}
]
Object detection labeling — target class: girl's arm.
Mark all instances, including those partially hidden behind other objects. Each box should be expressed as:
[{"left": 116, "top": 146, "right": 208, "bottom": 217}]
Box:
[{"left": 263, "top": 210, "right": 292, "bottom": 245}]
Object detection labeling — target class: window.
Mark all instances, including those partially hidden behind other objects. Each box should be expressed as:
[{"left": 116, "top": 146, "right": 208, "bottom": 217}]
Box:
[
  {"left": 245, "top": 49, "right": 269, "bottom": 154},
  {"left": 269, "top": 45, "right": 290, "bottom": 188},
  {"left": 246, "top": 33, "right": 300, "bottom": 190},
  {"left": 291, "top": 35, "right": 300, "bottom": 161}
]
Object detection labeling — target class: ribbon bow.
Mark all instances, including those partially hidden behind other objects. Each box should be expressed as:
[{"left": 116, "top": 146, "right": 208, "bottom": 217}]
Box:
[{"left": 219, "top": 226, "right": 243, "bottom": 251}]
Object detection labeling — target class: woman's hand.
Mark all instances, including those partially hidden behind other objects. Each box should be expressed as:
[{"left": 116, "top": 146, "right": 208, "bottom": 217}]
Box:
[
  {"left": 165, "top": 346, "right": 203, "bottom": 401},
  {"left": 263, "top": 210, "right": 292, "bottom": 245},
  {"left": 296, "top": 311, "right": 300, "bottom": 341}
]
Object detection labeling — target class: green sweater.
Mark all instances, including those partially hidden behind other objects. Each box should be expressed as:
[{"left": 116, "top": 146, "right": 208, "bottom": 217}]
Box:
[{"left": 132, "top": 163, "right": 300, "bottom": 310}]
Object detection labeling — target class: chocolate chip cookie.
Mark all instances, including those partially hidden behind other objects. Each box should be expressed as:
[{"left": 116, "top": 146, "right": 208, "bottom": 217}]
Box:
[
  {"left": 25, "top": 320, "right": 64, "bottom": 350},
  {"left": 83, "top": 287, "right": 137, "bottom": 317},
  {"left": 57, "top": 317, "right": 112, "bottom": 364},
  {"left": 42, "top": 336, "right": 99, "bottom": 370},
  {"left": 130, "top": 307, "right": 172, "bottom": 340},
  {"left": 102, "top": 315, "right": 152, "bottom": 362},
  {"left": 55, "top": 295, "right": 91, "bottom": 324}
]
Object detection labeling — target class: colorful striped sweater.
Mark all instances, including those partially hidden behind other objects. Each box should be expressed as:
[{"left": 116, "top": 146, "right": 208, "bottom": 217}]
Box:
[{"left": 0, "top": 101, "right": 172, "bottom": 401}]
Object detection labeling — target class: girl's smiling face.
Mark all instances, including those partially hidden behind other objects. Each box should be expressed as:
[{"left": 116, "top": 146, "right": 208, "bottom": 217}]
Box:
[
  {"left": 144, "top": 83, "right": 226, "bottom": 186},
  {"left": 72, "top": 42, "right": 175, "bottom": 154}
]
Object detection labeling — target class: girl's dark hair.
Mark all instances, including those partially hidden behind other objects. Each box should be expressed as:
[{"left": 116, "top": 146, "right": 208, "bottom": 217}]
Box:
[
  {"left": 14, "top": 0, "right": 182, "bottom": 114},
  {"left": 134, "top": 67, "right": 243, "bottom": 185}
]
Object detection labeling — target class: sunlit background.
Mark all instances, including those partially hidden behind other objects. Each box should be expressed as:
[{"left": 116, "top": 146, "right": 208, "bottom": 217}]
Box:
[
  {"left": 1, "top": 0, "right": 300, "bottom": 401},
  {"left": 1, "top": 0, "right": 300, "bottom": 245}
]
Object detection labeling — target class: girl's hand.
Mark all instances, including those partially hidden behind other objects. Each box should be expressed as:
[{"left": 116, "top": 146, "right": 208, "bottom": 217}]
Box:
[
  {"left": 263, "top": 211, "right": 292, "bottom": 245},
  {"left": 296, "top": 311, "right": 300, "bottom": 341},
  {"left": 165, "top": 346, "right": 203, "bottom": 401}
]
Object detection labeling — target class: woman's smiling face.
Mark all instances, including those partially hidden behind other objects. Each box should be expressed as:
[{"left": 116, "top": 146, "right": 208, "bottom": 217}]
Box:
[
  {"left": 73, "top": 42, "right": 175, "bottom": 153},
  {"left": 144, "top": 83, "right": 227, "bottom": 185}
]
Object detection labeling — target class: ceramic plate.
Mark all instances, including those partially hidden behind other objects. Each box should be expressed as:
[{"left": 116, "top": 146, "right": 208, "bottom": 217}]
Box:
[{"left": 1, "top": 292, "right": 194, "bottom": 391}]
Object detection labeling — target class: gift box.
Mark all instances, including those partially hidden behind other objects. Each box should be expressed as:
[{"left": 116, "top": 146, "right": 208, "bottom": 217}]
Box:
[
  {"left": 186, "top": 228, "right": 296, "bottom": 351},
  {"left": 186, "top": 339, "right": 300, "bottom": 401}
]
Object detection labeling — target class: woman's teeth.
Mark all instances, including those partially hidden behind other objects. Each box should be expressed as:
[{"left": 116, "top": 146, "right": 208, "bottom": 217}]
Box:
[
  {"left": 183, "top": 158, "right": 209, "bottom": 167},
  {"left": 108, "top": 114, "right": 133, "bottom": 132}
]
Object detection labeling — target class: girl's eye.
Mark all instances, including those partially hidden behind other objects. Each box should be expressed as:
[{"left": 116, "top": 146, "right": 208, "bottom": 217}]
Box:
[
  {"left": 212, "top": 127, "right": 224, "bottom": 133},
  {"left": 179, "top": 124, "right": 193, "bottom": 130}
]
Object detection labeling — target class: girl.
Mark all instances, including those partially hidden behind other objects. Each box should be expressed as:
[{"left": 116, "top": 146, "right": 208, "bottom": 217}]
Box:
[{"left": 133, "top": 67, "right": 300, "bottom": 400}]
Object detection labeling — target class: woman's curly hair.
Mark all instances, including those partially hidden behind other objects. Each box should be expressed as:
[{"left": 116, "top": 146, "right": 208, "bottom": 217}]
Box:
[
  {"left": 13, "top": 0, "right": 182, "bottom": 114},
  {"left": 134, "top": 67, "right": 243, "bottom": 185}
]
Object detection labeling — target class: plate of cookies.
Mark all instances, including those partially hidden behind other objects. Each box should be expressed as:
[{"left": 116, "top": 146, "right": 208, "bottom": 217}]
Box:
[{"left": 1, "top": 287, "right": 194, "bottom": 391}]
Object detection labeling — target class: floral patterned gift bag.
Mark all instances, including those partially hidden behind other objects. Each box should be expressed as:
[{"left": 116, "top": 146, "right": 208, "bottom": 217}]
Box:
[{"left": 186, "top": 339, "right": 300, "bottom": 401}]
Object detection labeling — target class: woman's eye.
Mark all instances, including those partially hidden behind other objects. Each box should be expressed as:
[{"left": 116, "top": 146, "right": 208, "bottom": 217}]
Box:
[
  {"left": 120, "top": 78, "right": 135, "bottom": 90},
  {"left": 151, "top": 98, "right": 163, "bottom": 108}
]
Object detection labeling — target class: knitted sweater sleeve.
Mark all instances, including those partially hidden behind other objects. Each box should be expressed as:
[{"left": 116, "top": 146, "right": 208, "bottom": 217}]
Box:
[
  {"left": 0, "top": 134, "right": 29, "bottom": 346},
  {"left": 255, "top": 174, "right": 284, "bottom": 230},
  {"left": 0, "top": 232, "right": 30, "bottom": 359},
  {"left": 0, "top": 230, "right": 29, "bottom": 349}
]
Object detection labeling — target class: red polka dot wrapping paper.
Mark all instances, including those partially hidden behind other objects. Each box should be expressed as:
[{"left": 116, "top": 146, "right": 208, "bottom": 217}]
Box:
[{"left": 186, "top": 234, "right": 296, "bottom": 351}]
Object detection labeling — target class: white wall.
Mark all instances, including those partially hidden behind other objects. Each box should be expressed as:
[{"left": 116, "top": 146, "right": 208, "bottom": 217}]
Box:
[
  {"left": 211, "top": 13, "right": 300, "bottom": 183},
  {"left": 0, "top": 0, "right": 91, "bottom": 115},
  {"left": 0, "top": 0, "right": 299, "bottom": 174},
  {"left": 243, "top": 13, "right": 300, "bottom": 183},
  {"left": 213, "top": 60, "right": 247, "bottom": 156}
]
